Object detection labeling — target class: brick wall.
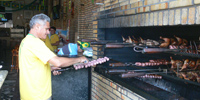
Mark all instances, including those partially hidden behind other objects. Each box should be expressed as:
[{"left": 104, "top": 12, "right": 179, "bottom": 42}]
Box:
[
  {"left": 92, "top": 71, "right": 146, "bottom": 100},
  {"left": 93, "top": 0, "right": 200, "bottom": 28},
  {"left": 78, "top": 0, "right": 99, "bottom": 41}
]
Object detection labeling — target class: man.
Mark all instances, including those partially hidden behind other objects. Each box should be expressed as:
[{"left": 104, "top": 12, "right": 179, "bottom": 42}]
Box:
[
  {"left": 41, "top": 36, "right": 54, "bottom": 51},
  {"left": 19, "top": 13, "right": 88, "bottom": 100},
  {"left": 50, "top": 26, "right": 59, "bottom": 51}
]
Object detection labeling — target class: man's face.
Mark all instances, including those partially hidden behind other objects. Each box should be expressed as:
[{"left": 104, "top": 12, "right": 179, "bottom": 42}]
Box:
[
  {"left": 50, "top": 28, "right": 56, "bottom": 35},
  {"left": 38, "top": 22, "right": 50, "bottom": 39}
]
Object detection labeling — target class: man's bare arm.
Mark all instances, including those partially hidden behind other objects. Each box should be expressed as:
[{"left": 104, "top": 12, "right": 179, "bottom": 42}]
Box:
[{"left": 48, "top": 56, "right": 88, "bottom": 68}]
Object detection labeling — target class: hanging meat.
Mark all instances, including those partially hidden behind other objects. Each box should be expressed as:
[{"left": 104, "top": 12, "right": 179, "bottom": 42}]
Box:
[
  {"left": 180, "top": 59, "right": 189, "bottom": 71},
  {"left": 194, "top": 59, "right": 200, "bottom": 70},
  {"left": 170, "top": 56, "right": 183, "bottom": 69},
  {"left": 188, "top": 60, "right": 196, "bottom": 69},
  {"left": 174, "top": 35, "right": 183, "bottom": 46},
  {"left": 170, "top": 38, "right": 178, "bottom": 45},
  {"left": 159, "top": 36, "right": 170, "bottom": 48}
]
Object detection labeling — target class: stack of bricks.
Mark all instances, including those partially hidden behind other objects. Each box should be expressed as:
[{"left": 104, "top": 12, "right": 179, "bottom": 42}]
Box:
[{"left": 92, "top": 72, "right": 146, "bottom": 100}]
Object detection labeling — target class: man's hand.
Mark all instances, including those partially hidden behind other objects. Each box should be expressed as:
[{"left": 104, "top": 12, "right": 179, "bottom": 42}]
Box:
[
  {"left": 51, "top": 66, "right": 62, "bottom": 75},
  {"left": 79, "top": 56, "right": 89, "bottom": 63}
]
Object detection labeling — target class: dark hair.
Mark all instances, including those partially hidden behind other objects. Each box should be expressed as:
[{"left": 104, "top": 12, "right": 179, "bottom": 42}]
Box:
[{"left": 51, "top": 26, "right": 56, "bottom": 31}]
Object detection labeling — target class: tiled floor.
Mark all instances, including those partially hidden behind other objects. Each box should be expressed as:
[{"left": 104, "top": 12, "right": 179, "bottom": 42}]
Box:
[{"left": 0, "top": 48, "right": 20, "bottom": 100}]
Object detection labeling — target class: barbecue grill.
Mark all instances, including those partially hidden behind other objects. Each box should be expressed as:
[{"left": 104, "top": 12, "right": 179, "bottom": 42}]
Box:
[{"left": 92, "top": 26, "right": 200, "bottom": 100}]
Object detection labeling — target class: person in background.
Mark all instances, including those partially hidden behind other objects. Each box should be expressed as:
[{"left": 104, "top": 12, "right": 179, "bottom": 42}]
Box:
[
  {"left": 50, "top": 26, "right": 59, "bottom": 51},
  {"left": 18, "top": 13, "right": 88, "bottom": 100},
  {"left": 57, "top": 43, "right": 83, "bottom": 57},
  {"left": 41, "top": 35, "right": 54, "bottom": 51}
]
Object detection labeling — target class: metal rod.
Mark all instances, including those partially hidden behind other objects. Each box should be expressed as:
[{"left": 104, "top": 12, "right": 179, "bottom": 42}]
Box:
[
  {"left": 106, "top": 68, "right": 168, "bottom": 74},
  {"left": 57, "top": 67, "right": 74, "bottom": 72}
]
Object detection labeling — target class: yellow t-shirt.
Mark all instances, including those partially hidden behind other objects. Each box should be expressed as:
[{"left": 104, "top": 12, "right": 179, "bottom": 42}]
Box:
[
  {"left": 19, "top": 34, "right": 56, "bottom": 100},
  {"left": 41, "top": 36, "right": 54, "bottom": 51},
  {"left": 50, "top": 34, "right": 59, "bottom": 51}
]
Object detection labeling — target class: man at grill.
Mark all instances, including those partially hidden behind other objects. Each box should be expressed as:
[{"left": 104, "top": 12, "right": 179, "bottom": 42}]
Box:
[{"left": 18, "top": 13, "right": 88, "bottom": 100}]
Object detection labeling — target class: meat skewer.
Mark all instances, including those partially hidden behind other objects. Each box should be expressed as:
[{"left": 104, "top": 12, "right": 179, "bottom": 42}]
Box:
[
  {"left": 71, "top": 57, "right": 110, "bottom": 70},
  {"left": 121, "top": 71, "right": 170, "bottom": 78},
  {"left": 138, "top": 74, "right": 162, "bottom": 79},
  {"left": 106, "top": 68, "right": 167, "bottom": 74}
]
